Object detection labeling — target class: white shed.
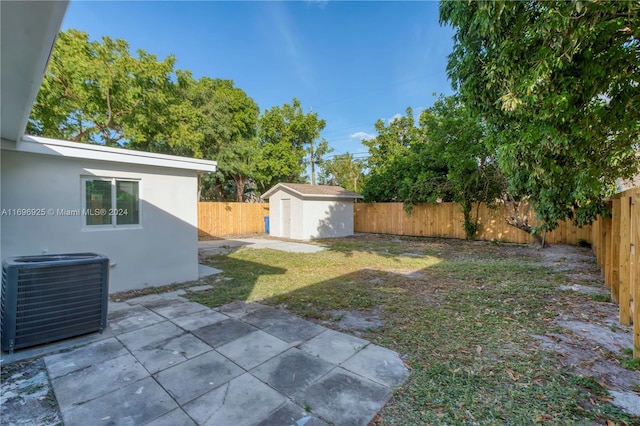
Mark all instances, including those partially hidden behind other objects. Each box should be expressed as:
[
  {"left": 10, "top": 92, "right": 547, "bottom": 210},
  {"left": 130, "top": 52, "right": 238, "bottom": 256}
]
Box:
[{"left": 262, "top": 183, "right": 363, "bottom": 240}]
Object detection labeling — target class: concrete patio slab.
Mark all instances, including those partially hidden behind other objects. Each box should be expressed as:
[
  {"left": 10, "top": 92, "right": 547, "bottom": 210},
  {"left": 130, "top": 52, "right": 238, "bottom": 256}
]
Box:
[
  {"left": 216, "top": 330, "right": 292, "bottom": 370},
  {"left": 152, "top": 300, "right": 210, "bottom": 319},
  {"left": 238, "top": 304, "right": 293, "bottom": 328},
  {"left": 171, "top": 308, "right": 228, "bottom": 331},
  {"left": 188, "top": 284, "right": 215, "bottom": 292},
  {"left": 262, "top": 315, "right": 326, "bottom": 345},
  {"left": 128, "top": 333, "right": 212, "bottom": 374},
  {"left": 300, "top": 328, "right": 369, "bottom": 364},
  {"left": 44, "top": 337, "right": 129, "bottom": 379},
  {"left": 183, "top": 373, "right": 287, "bottom": 426},
  {"left": 255, "top": 401, "right": 329, "bottom": 426},
  {"left": 218, "top": 300, "right": 264, "bottom": 318},
  {"left": 251, "top": 348, "right": 335, "bottom": 397},
  {"left": 198, "top": 264, "right": 222, "bottom": 278},
  {"left": 117, "top": 320, "right": 185, "bottom": 351},
  {"left": 51, "top": 353, "right": 148, "bottom": 407},
  {"left": 340, "top": 343, "right": 411, "bottom": 388},
  {"left": 125, "top": 293, "right": 167, "bottom": 305},
  {"left": 14, "top": 291, "right": 409, "bottom": 426},
  {"left": 145, "top": 408, "right": 197, "bottom": 426},
  {"left": 191, "top": 317, "right": 258, "bottom": 347},
  {"left": 154, "top": 350, "right": 244, "bottom": 404},
  {"left": 293, "top": 368, "right": 392, "bottom": 425},
  {"left": 59, "top": 376, "right": 178, "bottom": 426},
  {"left": 106, "top": 302, "right": 153, "bottom": 321},
  {"left": 106, "top": 307, "right": 166, "bottom": 335}
]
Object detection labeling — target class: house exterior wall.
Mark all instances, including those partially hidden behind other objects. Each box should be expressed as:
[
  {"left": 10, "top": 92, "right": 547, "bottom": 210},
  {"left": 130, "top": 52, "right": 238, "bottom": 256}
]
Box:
[
  {"left": 267, "top": 188, "right": 355, "bottom": 240},
  {"left": 1, "top": 150, "right": 199, "bottom": 293}
]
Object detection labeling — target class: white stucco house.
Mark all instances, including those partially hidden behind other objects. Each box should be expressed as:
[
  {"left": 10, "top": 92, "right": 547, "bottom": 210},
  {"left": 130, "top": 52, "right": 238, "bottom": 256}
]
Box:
[
  {"left": 262, "top": 183, "right": 363, "bottom": 240},
  {"left": 1, "top": 1, "right": 217, "bottom": 293}
]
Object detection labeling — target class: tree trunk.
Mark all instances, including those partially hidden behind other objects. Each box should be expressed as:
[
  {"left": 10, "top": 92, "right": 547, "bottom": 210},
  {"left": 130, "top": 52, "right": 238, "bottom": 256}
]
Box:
[
  {"left": 234, "top": 175, "right": 245, "bottom": 202},
  {"left": 502, "top": 194, "right": 548, "bottom": 247}
]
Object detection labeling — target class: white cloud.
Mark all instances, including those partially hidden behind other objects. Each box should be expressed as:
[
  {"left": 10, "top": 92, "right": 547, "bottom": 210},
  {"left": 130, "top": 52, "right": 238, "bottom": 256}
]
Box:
[
  {"left": 350, "top": 131, "right": 376, "bottom": 141},
  {"left": 387, "top": 113, "right": 402, "bottom": 123}
]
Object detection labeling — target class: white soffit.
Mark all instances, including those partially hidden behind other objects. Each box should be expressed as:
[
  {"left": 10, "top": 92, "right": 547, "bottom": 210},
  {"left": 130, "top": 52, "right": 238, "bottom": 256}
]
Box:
[
  {"left": 2, "top": 135, "right": 217, "bottom": 172},
  {"left": 0, "top": 1, "right": 69, "bottom": 142}
]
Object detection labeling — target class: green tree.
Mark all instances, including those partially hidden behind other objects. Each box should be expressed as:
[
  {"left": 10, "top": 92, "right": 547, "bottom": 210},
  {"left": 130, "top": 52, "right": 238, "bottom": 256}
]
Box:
[
  {"left": 440, "top": 0, "right": 640, "bottom": 231},
  {"left": 175, "top": 73, "right": 260, "bottom": 201},
  {"left": 255, "top": 98, "right": 326, "bottom": 192},
  {"left": 362, "top": 108, "right": 422, "bottom": 201},
  {"left": 319, "top": 153, "right": 367, "bottom": 193},
  {"left": 417, "top": 95, "right": 504, "bottom": 239},
  {"left": 28, "top": 29, "right": 193, "bottom": 152}
]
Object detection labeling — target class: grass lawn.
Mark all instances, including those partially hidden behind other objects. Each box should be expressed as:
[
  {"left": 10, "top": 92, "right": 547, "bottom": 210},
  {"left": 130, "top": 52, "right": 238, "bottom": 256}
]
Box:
[{"left": 190, "top": 234, "right": 638, "bottom": 425}]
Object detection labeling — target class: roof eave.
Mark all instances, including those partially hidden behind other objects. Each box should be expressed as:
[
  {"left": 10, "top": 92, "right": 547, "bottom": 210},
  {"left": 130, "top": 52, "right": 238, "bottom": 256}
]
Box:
[
  {"left": 261, "top": 183, "right": 363, "bottom": 200},
  {"left": 2, "top": 135, "right": 217, "bottom": 173}
]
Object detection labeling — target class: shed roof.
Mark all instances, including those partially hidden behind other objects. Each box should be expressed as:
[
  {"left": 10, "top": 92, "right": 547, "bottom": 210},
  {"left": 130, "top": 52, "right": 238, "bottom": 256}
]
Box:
[
  {"left": 262, "top": 183, "right": 363, "bottom": 200},
  {"left": 2, "top": 135, "right": 217, "bottom": 173}
]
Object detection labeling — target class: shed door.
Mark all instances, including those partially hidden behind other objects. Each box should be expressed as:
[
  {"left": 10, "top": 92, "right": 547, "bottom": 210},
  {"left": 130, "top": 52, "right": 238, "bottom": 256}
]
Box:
[{"left": 281, "top": 199, "right": 291, "bottom": 238}]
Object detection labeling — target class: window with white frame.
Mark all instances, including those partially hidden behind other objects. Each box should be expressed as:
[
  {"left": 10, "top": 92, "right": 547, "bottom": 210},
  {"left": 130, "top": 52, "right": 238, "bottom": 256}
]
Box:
[{"left": 83, "top": 177, "right": 140, "bottom": 227}]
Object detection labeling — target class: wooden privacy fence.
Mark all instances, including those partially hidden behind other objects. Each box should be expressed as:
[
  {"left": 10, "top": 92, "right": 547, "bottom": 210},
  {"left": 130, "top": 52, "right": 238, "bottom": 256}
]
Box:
[
  {"left": 198, "top": 202, "right": 269, "bottom": 238},
  {"left": 353, "top": 202, "right": 592, "bottom": 245},
  {"left": 590, "top": 187, "right": 640, "bottom": 357}
]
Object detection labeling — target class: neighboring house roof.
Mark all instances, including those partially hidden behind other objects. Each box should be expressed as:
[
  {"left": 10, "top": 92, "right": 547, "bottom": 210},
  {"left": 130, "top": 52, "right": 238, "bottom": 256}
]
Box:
[
  {"left": 2, "top": 135, "right": 217, "bottom": 173},
  {"left": 0, "top": 1, "right": 69, "bottom": 142},
  {"left": 262, "top": 183, "right": 363, "bottom": 200}
]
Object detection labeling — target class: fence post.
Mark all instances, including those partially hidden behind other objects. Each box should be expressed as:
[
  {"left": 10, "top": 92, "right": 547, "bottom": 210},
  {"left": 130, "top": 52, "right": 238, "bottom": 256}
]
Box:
[
  {"left": 619, "top": 195, "right": 631, "bottom": 325},
  {"left": 604, "top": 215, "right": 613, "bottom": 286},
  {"left": 632, "top": 192, "right": 639, "bottom": 357},
  {"left": 610, "top": 198, "right": 621, "bottom": 303}
]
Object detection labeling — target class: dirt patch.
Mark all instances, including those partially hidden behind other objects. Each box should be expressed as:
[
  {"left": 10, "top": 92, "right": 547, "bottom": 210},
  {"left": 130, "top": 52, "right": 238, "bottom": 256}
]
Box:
[
  {"left": 322, "top": 308, "right": 384, "bottom": 337},
  {"left": 532, "top": 244, "right": 640, "bottom": 417},
  {"left": 0, "top": 358, "right": 61, "bottom": 426}
]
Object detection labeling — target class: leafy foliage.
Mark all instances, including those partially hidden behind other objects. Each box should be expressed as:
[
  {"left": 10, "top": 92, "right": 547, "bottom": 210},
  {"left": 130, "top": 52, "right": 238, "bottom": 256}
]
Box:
[
  {"left": 255, "top": 98, "right": 326, "bottom": 192},
  {"left": 362, "top": 99, "right": 504, "bottom": 239},
  {"left": 174, "top": 72, "right": 260, "bottom": 201},
  {"left": 29, "top": 29, "right": 189, "bottom": 150},
  {"left": 418, "top": 95, "right": 504, "bottom": 239},
  {"left": 28, "top": 29, "right": 269, "bottom": 201},
  {"left": 440, "top": 0, "right": 640, "bottom": 230},
  {"left": 362, "top": 108, "right": 422, "bottom": 202},
  {"left": 319, "top": 153, "right": 367, "bottom": 193}
]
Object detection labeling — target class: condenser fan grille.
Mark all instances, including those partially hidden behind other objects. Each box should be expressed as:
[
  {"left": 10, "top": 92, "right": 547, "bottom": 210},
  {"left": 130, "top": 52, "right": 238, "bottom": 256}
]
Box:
[{"left": 1, "top": 253, "right": 109, "bottom": 352}]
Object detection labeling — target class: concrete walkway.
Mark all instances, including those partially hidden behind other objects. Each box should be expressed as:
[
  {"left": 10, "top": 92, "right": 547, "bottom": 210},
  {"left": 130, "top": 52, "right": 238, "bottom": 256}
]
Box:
[
  {"left": 198, "top": 238, "right": 326, "bottom": 255},
  {"left": 42, "top": 292, "right": 409, "bottom": 425}
]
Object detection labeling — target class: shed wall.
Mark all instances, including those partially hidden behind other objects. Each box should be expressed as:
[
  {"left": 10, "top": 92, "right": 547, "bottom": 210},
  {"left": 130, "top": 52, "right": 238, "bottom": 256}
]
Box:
[
  {"left": 267, "top": 188, "right": 355, "bottom": 240},
  {"left": 302, "top": 199, "right": 355, "bottom": 239},
  {"left": 1, "top": 150, "right": 199, "bottom": 293}
]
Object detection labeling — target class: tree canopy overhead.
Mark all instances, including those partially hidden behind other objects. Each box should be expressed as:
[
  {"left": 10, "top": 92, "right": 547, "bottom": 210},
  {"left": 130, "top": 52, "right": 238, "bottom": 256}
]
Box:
[
  {"left": 29, "top": 29, "right": 189, "bottom": 151},
  {"left": 440, "top": 0, "right": 639, "bottom": 230},
  {"left": 255, "top": 98, "right": 326, "bottom": 193}
]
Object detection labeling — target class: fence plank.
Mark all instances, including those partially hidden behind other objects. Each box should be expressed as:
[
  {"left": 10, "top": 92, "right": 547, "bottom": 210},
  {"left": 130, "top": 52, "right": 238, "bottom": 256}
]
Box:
[
  {"left": 619, "top": 196, "right": 632, "bottom": 325},
  {"left": 611, "top": 198, "right": 622, "bottom": 303},
  {"left": 633, "top": 191, "right": 640, "bottom": 357},
  {"left": 198, "top": 202, "right": 269, "bottom": 237},
  {"left": 352, "top": 202, "right": 591, "bottom": 245}
]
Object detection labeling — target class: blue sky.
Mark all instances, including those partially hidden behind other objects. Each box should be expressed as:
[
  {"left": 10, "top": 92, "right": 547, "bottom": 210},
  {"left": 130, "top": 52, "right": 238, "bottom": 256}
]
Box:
[{"left": 61, "top": 1, "right": 455, "bottom": 161}]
